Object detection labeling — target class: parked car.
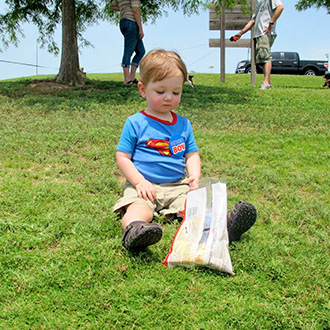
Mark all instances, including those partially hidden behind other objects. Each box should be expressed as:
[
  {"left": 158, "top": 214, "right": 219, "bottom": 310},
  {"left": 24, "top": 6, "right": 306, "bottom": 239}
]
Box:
[{"left": 235, "top": 52, "right": 328, "bottom": 76}]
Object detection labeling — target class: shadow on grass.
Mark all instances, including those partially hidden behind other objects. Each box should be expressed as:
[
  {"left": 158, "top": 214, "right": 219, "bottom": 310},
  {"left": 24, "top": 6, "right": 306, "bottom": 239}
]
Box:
[
  {"left": 275, "top": 84, "right": 327, "bottom": 90},
  {"left": 126, "top": 247, "right": 164, "bottom": 264},
  {"left": 0, "top": 78, "right": 254, "bottom": 112}
]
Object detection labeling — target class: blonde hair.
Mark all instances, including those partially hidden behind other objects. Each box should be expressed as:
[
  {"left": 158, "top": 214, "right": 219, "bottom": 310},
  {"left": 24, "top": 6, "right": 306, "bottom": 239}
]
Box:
[{"left": 139, "top": 49, "right": 188, "bottom": 85}]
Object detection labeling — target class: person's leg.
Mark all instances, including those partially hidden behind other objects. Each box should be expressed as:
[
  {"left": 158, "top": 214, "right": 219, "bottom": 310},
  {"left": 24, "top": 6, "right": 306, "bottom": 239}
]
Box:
[
  {"left": 130, "top": 38, "right": 146, "bottom": 82},
  {"left": 121, "top": 201, "right": 163, "bottom": 251},
  {"left": 122, "top": 200, "right": 153, "bottom": 229},
  {"left": 255, "top": 35, "right": 273, "bottom": 89},
  {"left": 263, "top": 35, "right": 276, "bottom": 86},
  {"left": 122, "top": 67, "right": 131, "bottom": 84},
  {"left": 263, "top": 61, "right": 272, "bottom": 85},
  {"left": 119, "top": 19, "right": 139, "bottom": 84},
  {"left": 129, "top": 65, "right": 138, "bottom": 83}
]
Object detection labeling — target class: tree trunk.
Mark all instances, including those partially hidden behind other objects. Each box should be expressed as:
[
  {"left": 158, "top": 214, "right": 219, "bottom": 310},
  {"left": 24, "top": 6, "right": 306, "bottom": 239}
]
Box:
[{"left": 56, "top": 0, "right": 85, "bottom": 85}]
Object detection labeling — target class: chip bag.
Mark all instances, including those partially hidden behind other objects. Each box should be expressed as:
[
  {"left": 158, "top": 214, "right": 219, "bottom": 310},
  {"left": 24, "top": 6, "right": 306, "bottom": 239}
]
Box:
[{"left": 163, "top": 181, "right": 234, "bottom": 275}]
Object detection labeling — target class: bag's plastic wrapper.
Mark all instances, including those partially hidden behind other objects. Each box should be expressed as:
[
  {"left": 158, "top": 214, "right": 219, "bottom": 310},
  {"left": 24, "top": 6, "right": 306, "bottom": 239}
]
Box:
[{"left": 163, "top": 182, "right": 234, "bottom": 275}]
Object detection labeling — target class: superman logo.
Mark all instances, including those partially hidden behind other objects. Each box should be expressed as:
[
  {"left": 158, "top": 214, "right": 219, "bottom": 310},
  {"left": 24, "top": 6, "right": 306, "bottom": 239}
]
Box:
[{"left": 146, "top": 139, "right": 172, "bottom": 156}]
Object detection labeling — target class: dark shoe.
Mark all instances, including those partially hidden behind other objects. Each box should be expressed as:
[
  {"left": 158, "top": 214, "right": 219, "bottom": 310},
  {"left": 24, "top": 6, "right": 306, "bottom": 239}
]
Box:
[
  {"left": 122, "top": 221, "right": 163, "bottom": 251},
  {"left": 123, "top": 79, "right": 138, "bottom": 85},
  {"left": 227, "top": 201, "right": 257, "bottom": 244}
]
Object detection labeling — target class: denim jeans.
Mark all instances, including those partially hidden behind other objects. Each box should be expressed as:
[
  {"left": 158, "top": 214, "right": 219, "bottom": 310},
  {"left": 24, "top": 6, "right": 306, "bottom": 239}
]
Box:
[{"left": 119, "top": 18, "right": 145, "bottom": 68}]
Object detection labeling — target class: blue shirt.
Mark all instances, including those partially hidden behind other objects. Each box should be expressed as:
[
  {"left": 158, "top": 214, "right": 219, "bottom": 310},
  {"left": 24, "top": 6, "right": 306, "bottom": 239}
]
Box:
[{"left": 117, "top": 110, "right": 198, "bottom": 184}]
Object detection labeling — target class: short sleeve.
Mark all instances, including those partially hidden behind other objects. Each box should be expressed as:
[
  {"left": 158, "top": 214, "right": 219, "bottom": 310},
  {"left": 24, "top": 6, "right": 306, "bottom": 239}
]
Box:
[
  {"left": 185, "top": 120, "right": 199, "bottom": 154},
  {"left": 271, "top": 0, "right": 283, "bottom": 10},
  {"left": 116, "top": 119, "right": 137, "bottom": 155},
  {"left": 131, "top": 0, "right": 140, "bottom": 8}
]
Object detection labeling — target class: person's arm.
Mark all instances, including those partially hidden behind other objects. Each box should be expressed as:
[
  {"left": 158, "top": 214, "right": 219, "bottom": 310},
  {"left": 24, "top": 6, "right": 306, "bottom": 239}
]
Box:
[
  {"left": 235, "top": 18, "right": 255, "bottom": 40},
  {"left": 132, "top": 6, "right": 144, "bottom": 39},
  {"left": 184, "top": 151, "right": 201, "bottom": 190},
  {"left": 116, "top": 151, "right": 156, "bottom": 201},
  {"left": 110, "top": 0, "right": 120, "bottom": 11},
  {"left": 263, "top": 5, "right": 284, "bottom": 35}
]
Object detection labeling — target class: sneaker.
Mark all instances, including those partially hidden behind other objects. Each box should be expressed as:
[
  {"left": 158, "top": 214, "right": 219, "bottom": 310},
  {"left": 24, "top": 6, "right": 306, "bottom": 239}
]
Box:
[
  {"left": 259, "top": 82, "right": 272, "bottom": 90},
  {"left": 122, "top": 221, "right": 163, "bottom": 251},
  {"left": 227, "top": 201, "right": 257, "bottom": 244}
]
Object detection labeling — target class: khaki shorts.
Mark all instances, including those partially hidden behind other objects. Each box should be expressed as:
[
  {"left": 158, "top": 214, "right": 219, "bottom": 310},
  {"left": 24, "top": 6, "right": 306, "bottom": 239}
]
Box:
[
  {"left": 113, "top": 180, "right": 190, "bottom": 220},
  {"left": 255, "top": 35, "right": 276, "bottom": 64}
]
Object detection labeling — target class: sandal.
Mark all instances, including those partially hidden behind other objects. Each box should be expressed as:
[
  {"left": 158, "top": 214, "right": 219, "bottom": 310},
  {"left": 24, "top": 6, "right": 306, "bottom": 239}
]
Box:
[{"left": 123, "top": 79, "right": 139, "bottom": 85}]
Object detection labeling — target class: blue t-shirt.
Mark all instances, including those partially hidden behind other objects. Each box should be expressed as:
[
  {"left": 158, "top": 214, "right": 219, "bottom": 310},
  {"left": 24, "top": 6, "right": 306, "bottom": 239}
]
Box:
[{"left": 117, "top": 110, "right": 198, "bottom": 184}]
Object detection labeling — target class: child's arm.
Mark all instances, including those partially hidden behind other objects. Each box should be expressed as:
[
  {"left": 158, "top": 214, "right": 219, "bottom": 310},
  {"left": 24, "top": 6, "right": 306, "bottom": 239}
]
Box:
[
  {"left": 116, "top": 151, "right": 156, "bottom": 201},
  {"left": 184, "top": 151, "right": 201, "bottom": 190}
]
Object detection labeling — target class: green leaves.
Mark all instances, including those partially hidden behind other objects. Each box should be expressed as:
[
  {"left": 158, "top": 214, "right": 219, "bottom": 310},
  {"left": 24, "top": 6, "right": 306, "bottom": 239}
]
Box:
[{"left": 295, "top": 0, "right": 330, "bottom": 14}]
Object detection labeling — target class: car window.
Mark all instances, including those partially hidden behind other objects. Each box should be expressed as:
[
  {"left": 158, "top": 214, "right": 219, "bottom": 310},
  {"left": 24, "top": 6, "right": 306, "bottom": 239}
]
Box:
[
  {"left": 284, "top": 53, "right": 296, "bottom": 60},
  {"left": 272, "top": 52, "right": 281, "bottom": 60}
]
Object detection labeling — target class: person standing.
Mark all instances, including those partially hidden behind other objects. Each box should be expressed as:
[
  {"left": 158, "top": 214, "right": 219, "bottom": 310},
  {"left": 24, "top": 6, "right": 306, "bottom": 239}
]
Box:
[
  {"left": 110, "top": 0, "right": 146, "bottom": 84},
  {"left": 234, "top": 0, "right": 284, "bottom": 89}
]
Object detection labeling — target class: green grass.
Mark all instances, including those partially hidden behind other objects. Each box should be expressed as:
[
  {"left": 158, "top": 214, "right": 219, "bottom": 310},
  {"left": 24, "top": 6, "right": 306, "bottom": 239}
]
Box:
[{"left": 0, "top": 73, "right": 329, "bottom": 329}]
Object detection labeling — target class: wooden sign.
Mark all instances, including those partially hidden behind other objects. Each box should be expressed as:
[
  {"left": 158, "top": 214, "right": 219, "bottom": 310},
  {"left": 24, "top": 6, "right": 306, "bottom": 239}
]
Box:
[
  {"left": 209, "top": 6, "right": 251, "bottom": 31},
  {"left": 209, "top": 1, "right": 257, "bottom": 84},
  {"left": 209, "top": 38, "right": 252, "bottom": 48}
]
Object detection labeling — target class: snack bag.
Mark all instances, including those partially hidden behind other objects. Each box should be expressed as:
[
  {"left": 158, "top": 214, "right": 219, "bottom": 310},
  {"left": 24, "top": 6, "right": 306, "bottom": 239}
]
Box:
[{"left": 163, "top": 182, "right": 233, "bottom": 275}]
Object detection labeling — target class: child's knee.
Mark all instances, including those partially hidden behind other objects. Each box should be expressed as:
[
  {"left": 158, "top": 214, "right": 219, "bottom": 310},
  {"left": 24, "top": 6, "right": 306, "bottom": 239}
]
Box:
[{"left": 123, "top": 200, "right": 154, "bottom": 224}]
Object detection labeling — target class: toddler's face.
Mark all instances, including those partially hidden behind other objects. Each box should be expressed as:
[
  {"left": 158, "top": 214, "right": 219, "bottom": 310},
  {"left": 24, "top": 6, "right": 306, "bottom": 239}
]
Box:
[{"left": 138, "top": 71, "right": 184, "bottom": 118}]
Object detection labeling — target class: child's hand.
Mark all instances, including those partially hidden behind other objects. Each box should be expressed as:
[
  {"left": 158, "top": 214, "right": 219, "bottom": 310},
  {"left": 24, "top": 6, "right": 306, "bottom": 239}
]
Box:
[
  {"left": 185, "top": 176, "right": 200, "bottom": 191},
  {"left": 135, "top": 179, "right": 157, "bottom": 201}
]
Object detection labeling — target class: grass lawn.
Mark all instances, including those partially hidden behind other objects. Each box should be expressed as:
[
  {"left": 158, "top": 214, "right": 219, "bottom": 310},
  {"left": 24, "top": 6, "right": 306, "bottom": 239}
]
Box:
[{"left": 0, "top": 73, "right": 329, "bottom": 329}]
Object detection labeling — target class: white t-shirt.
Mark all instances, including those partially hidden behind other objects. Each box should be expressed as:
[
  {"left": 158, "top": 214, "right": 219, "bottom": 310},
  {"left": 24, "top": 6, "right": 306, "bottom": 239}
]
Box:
[{"left": 252, "top": 0, "right": 283, "bottom": 38}]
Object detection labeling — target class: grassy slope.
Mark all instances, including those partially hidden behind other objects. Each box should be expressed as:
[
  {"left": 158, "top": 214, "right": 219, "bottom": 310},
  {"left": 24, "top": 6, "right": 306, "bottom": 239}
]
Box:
[{"left": 0, "top": 73, "right": 329, "bottom": 329}]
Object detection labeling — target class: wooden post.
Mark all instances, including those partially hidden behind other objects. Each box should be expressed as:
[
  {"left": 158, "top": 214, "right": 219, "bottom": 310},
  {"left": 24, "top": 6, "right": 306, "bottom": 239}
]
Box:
[
  {"left": 209, "top": 1, "right": 256, "bottom": 84},
  {"left": 250, "top": 0, "right": 257, "bottom": 85},
  {"left": 220, "top": 4, "right": 225, "bottom": 83}
]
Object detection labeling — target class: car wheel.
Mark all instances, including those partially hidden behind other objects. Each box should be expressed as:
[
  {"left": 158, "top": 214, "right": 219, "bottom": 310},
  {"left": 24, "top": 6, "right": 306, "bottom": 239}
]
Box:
[
  {"left": 304, "top": 69, "right": 316, "bottom": 76},
  {"left": 245, "top": 67, "right": 252, "bottom": 74}
]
